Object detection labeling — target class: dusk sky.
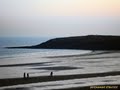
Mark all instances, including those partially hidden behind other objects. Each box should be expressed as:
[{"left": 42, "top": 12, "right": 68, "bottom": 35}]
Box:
[{"left": 0, "top": 0, "right": 120, "bottom": 37}]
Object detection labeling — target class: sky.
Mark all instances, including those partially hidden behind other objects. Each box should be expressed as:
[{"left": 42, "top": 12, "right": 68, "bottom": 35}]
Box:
[{"left": 0, "top": 0, "right": 120, "bottom": 37}]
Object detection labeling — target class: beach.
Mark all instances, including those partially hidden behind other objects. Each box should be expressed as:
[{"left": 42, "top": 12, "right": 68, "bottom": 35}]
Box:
[
  {"left": 0, "top": 43, "right": 120, "bottom": 90},
  {"left": 0, "top": 71, "right": 120, "bottom": 87}
]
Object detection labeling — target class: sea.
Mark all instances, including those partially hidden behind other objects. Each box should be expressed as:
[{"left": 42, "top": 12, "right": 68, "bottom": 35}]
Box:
[{"left": 0, "top": 37, "right": 120, "bottom": 90}]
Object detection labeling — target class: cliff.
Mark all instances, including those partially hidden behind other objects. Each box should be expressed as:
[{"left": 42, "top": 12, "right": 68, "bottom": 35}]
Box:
[{"left": 8, "top": 35, "right": 120, "bottom": 50}]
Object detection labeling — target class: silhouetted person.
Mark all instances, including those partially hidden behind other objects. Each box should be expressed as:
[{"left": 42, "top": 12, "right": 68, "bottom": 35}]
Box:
[
  {"left": 50, "top": 72, "right": 53, "bottom": 77},
  {"left": 27, "top": 73, "right": 29, "bottom": 78},
  {"left": 23, "top": 72, "right": 26, "bottom": 79}
]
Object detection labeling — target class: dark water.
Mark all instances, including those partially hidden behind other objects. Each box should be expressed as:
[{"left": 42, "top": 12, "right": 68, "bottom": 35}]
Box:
[
  {"left": 0, "top": 37, "right": 49, "bottom": 47},
  {"left": 0, "top": 37, "right": 50, "bottom": 56}
]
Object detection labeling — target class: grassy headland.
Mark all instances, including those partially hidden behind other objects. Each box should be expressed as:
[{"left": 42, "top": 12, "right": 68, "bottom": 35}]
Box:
[{"left": 7, "top": 35, "right": 120, "bottom": 50}]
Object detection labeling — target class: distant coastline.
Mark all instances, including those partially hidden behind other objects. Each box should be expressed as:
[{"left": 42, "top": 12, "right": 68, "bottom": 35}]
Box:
[{"left": 7, "top": 35, "right": 120, "bottom": 50}]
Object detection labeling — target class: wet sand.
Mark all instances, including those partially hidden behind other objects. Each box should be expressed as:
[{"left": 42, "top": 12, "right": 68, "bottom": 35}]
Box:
[
  {"left": 54, "top": 85, "right": 120, "bottom": 90},
  {"left": 0, "top": 71, "right": 120, "bottom": 87},
  {"left": 2, "top": 85, "right": 120, "bottom": 90}
]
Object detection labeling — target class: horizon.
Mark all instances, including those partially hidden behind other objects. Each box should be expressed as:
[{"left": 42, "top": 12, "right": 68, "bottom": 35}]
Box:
[
  {"left": 1, "top": 34, "right": 120, "bottom": 38},
  {"left": 0, "top": 0, "right": 120, "bottom": 37}
]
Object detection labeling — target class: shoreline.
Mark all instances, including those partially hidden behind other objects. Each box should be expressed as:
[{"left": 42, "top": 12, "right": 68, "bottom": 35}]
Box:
[{"left": 0, "top": 71, "right": 120, "bottom": 87}]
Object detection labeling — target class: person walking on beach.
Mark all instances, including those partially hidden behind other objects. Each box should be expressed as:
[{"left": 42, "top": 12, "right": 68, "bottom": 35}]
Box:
[
  {"left": 23, "top": 72, "right": 26, "bottom": 79},
  {"left": 27, "top": 73, "right": 29, "bottom": 78},
  {"left": 50, "top": 72, "right": 53, "bottom": 77}
]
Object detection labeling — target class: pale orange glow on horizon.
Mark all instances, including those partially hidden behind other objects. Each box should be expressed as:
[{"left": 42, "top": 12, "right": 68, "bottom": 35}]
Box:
[{"left": 33, "top": 0, "right": 120, "bottom": 16}]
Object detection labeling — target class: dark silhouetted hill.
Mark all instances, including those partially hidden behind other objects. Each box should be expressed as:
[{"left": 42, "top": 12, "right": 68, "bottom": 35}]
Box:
[{"left": 8, "top": 35, "right": 120, "bottom": 50}]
